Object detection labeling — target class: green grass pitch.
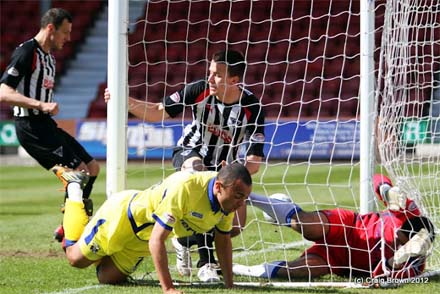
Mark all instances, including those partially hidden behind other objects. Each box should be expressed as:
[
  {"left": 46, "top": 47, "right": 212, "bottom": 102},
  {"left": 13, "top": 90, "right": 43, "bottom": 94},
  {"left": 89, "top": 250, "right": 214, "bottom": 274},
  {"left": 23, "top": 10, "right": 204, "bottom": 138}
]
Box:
[{"left": 0, "top": 163, "right": 439, "bottom": 293}]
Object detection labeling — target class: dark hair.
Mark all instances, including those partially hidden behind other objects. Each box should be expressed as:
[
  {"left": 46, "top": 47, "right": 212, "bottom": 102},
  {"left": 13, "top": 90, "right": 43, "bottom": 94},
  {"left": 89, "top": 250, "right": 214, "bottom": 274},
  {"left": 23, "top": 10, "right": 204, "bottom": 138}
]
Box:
[
  {"left": 217, "top": 162, "right": 252, "bottom": 188},
  {"left": 212, "top": 50, "right": 246, "bottom": 80},
  {"left": 400, "top": 216, "right": 436, "bottom": 242},
  {"left": 41, "top": 8, "right": 72, "bottom": 30}
]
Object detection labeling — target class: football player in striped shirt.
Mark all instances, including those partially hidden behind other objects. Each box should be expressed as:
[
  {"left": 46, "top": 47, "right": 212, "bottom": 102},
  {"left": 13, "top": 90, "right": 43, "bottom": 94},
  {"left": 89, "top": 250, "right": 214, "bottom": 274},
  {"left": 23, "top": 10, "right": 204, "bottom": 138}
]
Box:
[
  {"left": 59, "top": 163, "right": 252, "bottom": 294},
  {"left": 104, "top": 50, "right": 265, "bottom": 281},
  {"left": 0, "top": 8, "right": 100, "bottom": 240}
]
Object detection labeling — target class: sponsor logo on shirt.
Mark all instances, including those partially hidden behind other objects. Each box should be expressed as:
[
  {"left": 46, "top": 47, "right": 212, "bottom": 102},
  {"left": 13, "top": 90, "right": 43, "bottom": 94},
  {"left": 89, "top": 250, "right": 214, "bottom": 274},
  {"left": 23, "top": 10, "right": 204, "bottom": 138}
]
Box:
[
  {"left": 90, "top": 243, "right": 100, "bottom": 253},
  {"left": 180, "top": 219, "right": 197, "bottom": 234},
  {"left": 250, "top": 133, "right": 265, "bottom": 143},
  {"left": 207, "top": 124, "right": 232, "bottom": 143},
  {"left": 228, "top": 116, "right": 242, "bottom": 126},
  {"left": 53, "top": 146, "right": 63, "bottom": 157},
  {"left": 7, "top": 67, "right": 19, "bottom": 77},
  {"left": 190, "top": 211, "right": 203, "bottom": 219},
  {"left": 43, "top": 78, "right": 54, "bottom": 89},
  {"left": 162, "top": 212, "right": 176, "bottom": 226}
]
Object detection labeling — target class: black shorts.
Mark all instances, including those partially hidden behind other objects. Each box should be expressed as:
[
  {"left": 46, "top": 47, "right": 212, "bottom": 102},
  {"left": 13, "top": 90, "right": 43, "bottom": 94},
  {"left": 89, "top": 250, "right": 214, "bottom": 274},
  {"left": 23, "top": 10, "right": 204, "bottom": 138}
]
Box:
[
  {"left": 14, "top": 117, "right": 94, "bottom": 170},
  {"left": 172, "top": 147, "right": 223, "bottom": 171},
  {"left": 171, "top": 147, "right": 203, "bottom": 171}
]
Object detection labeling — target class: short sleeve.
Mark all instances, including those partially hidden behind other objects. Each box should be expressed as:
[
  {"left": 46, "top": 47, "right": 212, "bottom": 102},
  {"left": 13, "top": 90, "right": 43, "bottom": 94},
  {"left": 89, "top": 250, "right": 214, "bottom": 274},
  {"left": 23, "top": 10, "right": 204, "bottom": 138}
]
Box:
[
  {"left": 163, "top": 80, "right": 208, "bottom": 118},
  {"left": 0, "top": 43, "right": 33, "bottom": 89},
  {"left": 215, "top": 212, "right": 235, "bottom": 234},
  {"left": 152, "top": 185, "right": 188, "bottom": 231}
]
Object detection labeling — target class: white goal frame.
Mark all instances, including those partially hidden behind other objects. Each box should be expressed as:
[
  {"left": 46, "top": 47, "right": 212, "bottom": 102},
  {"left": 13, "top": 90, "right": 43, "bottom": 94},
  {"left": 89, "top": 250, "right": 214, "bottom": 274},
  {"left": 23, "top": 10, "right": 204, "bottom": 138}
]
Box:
[
  {"left": 106, "top": 0, "right": 376, "bottom": 206},
  {"left": 106, "top": 0, "right": 438, "bottom": 288}
]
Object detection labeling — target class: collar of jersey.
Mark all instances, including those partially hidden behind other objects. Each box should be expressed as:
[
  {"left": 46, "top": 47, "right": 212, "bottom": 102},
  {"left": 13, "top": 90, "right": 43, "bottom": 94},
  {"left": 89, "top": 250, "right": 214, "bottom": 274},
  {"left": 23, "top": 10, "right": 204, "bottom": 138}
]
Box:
[{"left": 208, "top": 177, "right": 227, "bottom": 215}]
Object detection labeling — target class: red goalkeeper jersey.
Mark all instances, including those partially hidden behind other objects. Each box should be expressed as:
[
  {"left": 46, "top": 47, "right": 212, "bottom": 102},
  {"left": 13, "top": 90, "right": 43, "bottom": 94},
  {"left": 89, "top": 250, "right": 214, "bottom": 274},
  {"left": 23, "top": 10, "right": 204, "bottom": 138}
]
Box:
[{"left": 303, "top": 198, "right": 423, "bottom": 278}]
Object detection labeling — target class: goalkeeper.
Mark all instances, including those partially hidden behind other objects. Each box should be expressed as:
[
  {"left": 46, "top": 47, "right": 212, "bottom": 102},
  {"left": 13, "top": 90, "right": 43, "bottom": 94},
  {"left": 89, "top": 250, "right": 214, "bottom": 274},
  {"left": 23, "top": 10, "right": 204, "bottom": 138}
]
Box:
[
  {"left": 234, "top": 174, "right": 435, "bottom": 280},
  {"left": 59, "top": 162, "right": 251, "bottom": 294},
  {"left": 104, "top": 50, "right": 265, "bottom": 282}
]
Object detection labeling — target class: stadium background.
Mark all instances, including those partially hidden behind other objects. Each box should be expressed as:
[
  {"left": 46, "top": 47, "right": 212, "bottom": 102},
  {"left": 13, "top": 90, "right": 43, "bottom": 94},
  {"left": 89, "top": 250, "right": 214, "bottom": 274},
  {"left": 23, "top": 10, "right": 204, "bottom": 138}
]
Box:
[
  {"left": 1, "top": 0, "right": 436, "bottom": 162},
  {"left": 1, "top": 1, "right": 440, "bottom": 293}
]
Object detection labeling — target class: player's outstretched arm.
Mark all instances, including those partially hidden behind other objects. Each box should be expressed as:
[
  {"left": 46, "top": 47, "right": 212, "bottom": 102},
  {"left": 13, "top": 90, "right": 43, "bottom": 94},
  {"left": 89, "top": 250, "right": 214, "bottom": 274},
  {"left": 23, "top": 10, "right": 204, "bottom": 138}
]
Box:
[
  {"left": 103, "top": 87, "right": 169, "bottom": 122},
  {"left": 127, "top": 96, "right": 169, "bottom": 122},
  {"left": 214, "top": 231, "right": 234, "bottom": 288},
  {"left": 149, "top": 223, "right": 182, "bottom": 294},
  {"left": 244, "top": 155, "right": 262, "bottom": 175}
]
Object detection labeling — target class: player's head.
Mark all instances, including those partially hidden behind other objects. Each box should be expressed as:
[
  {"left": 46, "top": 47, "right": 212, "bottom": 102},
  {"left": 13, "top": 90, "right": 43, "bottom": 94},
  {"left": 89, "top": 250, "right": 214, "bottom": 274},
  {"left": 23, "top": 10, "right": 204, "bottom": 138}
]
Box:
[
  {"left": 212, "top": 50, "right": 246, "bottom": 81},
  {"left": 399, "top": 216, "right": 436, "bottom": 243},
  {"left": 208, "top": 50, "right": 245, "bottom": 99},
  {"left": 41, "top": 8, "right": 72, "bottom": 51},
  {"left": 214, "top": 163, "right": 252, "bottom": 213}
]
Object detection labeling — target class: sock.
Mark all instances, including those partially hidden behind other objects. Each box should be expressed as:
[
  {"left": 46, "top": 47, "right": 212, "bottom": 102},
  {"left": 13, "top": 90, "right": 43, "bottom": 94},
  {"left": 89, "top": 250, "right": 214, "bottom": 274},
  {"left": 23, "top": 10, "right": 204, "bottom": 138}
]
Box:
[
  {"left": 196, "top": 231, "right": 216, "bottom": 267},
  {"left": 82, "top": 176, "right": 97, "bottom": 199},
  {"left": 67, "top": 182, "right": 83, "bottom": 202},
  {"left": 249, "top": 193, "right": 302, "bottom": 227},
  {"left": 266, "top": 261, "right": 286, "bottom": 278},
  {"left": 177, "top": 235, "right": 198, "bottom": 248},
  {"left": 233, "top": 261, "right": 286, "bottom": 278},
  {"left": 63, "top": 199, "right": 88, "bottom": 247}
]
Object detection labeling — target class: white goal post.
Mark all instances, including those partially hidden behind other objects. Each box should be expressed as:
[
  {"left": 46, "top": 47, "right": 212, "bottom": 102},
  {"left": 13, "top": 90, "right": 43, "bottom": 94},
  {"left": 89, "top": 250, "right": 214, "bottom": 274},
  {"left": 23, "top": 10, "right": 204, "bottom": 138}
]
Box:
[{"left": 107, "top": 0, "right": 439, "bottom": 287}]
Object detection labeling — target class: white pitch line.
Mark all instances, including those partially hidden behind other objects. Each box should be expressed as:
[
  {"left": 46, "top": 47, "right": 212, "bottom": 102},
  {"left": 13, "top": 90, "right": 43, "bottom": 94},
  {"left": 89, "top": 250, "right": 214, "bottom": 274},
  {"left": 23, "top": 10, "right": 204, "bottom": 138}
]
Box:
[
  {"left": 42, "top": 285, "right": 104, "bottom": 294},
  {"left": 43, "top": 241, "right": 312, "bottom": 293}
]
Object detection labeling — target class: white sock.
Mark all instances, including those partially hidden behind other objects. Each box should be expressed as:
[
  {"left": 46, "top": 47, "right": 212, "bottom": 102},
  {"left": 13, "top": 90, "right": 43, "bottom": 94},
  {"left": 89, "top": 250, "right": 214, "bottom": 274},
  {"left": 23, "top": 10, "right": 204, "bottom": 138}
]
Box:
[
  {"left": 248, "top": 193, "right": 302, "bottom": 226},
  {"left": 233, "top": 261, "right": 286, "bottom": 278},
  {"left": 67, "top": 182, "right": 83, "bottom": 202}
]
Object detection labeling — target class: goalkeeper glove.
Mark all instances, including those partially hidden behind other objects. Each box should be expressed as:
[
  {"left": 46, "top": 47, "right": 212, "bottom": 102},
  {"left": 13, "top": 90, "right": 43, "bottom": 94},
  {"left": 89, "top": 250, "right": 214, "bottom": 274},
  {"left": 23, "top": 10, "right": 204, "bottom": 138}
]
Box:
[
  {"left": 392, "top": 228, "right": 432, "bottom": 267},
  {"left": 379, "top": 185, "right": 406, "bottom": 211}
]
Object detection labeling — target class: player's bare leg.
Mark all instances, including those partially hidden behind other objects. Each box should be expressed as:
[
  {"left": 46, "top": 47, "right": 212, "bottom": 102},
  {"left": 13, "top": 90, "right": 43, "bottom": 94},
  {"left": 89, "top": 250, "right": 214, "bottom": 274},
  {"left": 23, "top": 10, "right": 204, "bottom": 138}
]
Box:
[
  {"left": 276, "top": 255, "right": 330, "bottom": 279},
  {"left": 231, "top": 205, "right": 246, "bottom": 237},
  {"left": 290, "top": 211, "right": 330, "bottom": 241},
  {"left": 96, "top": 256, "right": 128, "bottom": 284}
]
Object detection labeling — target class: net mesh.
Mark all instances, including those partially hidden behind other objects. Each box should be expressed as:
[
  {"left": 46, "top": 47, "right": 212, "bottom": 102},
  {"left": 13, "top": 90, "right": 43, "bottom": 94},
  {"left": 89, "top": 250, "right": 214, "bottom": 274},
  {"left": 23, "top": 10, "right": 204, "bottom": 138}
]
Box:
[
  {"left": 126, "top": 0, "right": 439, "bottom": 285},
  {"left": 376, "top": 0, "right": 440, "bottom": 275}
]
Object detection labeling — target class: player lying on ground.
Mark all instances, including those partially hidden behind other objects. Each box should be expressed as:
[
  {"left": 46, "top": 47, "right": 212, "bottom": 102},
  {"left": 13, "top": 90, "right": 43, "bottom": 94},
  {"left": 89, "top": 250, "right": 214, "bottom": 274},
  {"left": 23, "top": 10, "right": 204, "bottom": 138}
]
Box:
[
  {"left": 57, "top": 163, "right": 251, "bottom": 294},
  {"left": 234, "top": 174, "right": 435, "bottom": 280}
]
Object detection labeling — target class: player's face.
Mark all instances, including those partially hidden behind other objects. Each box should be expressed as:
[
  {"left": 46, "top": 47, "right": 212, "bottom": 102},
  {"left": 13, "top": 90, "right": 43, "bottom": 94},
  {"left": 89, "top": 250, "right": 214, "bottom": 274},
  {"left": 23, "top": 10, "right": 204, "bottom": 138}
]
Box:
[
  {"left": 216, "top": 179, "right": 251, "bottom": 214},
  {"left": 50, "top": 19, "right": 71, "bottom": 51},
  {"left": 208, "top": 61, "right": 237, "bottom": 101}
]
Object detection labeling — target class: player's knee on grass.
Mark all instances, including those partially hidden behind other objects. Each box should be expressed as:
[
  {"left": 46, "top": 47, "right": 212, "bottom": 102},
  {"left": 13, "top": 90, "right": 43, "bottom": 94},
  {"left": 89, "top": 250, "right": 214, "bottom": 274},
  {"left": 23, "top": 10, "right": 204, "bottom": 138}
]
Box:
[
  {"left": 96, "top": 257, "right": 128, "bottom": 284},
  {"left": 65, "top": 245, "right": 93, "bottom": 269}
]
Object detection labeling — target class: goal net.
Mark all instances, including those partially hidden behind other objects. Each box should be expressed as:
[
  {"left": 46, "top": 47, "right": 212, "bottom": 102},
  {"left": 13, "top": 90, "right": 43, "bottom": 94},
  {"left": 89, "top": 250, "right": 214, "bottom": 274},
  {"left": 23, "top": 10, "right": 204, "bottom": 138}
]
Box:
[
  {"left": 122, "top": 0, "right": 439, "bottom": 287},
  {"left": 376, "top": 0, "right": 440, "bottom": 278}
]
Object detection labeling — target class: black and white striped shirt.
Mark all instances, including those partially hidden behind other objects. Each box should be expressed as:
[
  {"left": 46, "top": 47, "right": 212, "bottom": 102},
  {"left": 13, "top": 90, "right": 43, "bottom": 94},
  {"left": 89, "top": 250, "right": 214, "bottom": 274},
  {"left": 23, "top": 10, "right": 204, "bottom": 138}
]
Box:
[
  {"left": 0, "top": 38, "right": 56, "bottom": 117},
  {"left": 165, "top": 80, "right": 265, "bottom": 170}
]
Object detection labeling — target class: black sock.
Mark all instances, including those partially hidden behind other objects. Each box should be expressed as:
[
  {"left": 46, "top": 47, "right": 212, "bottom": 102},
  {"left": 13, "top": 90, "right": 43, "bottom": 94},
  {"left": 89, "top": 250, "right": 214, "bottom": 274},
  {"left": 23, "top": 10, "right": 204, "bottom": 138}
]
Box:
[
  {"left": 196, "top": 231, "right": 216, "bottom": 267},
  {"left": 82, "top": 176, "right": 97, "bottom": 199},
  {"left": 177, "top": 235, "right": 198, "bottom": 248}
]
